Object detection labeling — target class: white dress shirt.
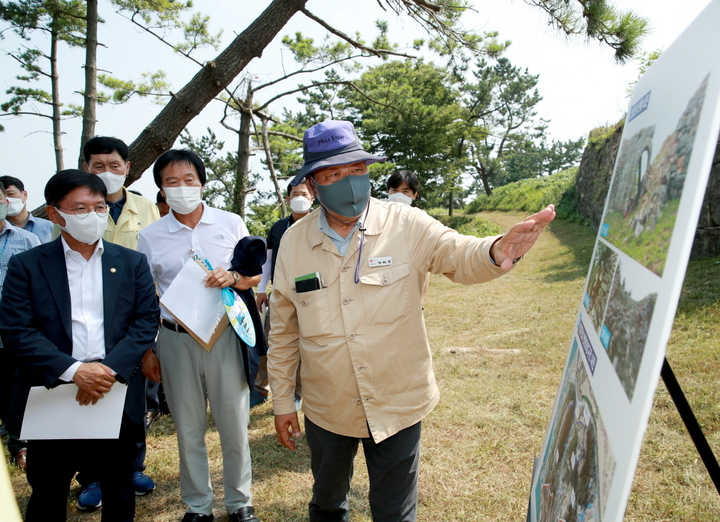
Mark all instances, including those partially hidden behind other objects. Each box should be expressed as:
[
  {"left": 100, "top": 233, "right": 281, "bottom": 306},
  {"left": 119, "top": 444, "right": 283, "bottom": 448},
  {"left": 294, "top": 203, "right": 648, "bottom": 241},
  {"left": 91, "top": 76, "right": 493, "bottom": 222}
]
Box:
[
  {"left": 59, "top": 237, "right": 106, "bottom": 382},
  {"left": 137, "top": 203, "right": 249, "bottom": 322}
]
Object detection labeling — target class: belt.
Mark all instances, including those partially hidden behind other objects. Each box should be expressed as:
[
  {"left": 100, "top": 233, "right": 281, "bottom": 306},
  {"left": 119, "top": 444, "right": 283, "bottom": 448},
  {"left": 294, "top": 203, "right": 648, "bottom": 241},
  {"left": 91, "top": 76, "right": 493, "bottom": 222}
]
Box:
[{"left": 162, "top": 319, "right": 189, "bottom": 335}]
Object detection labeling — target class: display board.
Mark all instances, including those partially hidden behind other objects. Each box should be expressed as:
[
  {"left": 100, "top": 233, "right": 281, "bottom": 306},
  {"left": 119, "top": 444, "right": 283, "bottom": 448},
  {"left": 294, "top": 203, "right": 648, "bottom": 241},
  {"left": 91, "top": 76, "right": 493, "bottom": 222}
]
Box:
[{"left": 529, "top": 1, "right": 720, "bottom": 520}]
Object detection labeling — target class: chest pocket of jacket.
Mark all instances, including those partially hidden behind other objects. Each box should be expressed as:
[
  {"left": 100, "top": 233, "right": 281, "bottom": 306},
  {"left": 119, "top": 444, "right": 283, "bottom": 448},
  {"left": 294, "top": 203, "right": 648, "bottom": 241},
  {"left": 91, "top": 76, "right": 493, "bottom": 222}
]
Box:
[
  {"left": 294, "top": 288, "right": 332, "bottom": 342},
  {"left": 113, "top": 220, "right": 143, "bottom": 247},
  {"left": 358, "top": 262, "right": 411, "bottom": 325}
]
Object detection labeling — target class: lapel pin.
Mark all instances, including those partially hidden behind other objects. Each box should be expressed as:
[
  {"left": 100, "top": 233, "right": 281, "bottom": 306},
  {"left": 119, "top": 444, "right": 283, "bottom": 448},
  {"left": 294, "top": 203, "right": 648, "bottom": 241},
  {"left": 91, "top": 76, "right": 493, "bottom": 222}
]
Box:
[{"left": 110, "top": 268, "right": 117, "bottom": 273}]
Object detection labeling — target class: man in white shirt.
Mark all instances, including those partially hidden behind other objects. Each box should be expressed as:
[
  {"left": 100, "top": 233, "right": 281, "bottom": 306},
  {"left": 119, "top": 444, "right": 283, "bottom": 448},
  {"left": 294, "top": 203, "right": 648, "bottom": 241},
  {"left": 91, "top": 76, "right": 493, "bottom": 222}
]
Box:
[
  {"left": 0, "top": 170, "right": 159, "bottom": 522},
  {"left": 137, "top": 149, "right": 261, "bottom": 522}
]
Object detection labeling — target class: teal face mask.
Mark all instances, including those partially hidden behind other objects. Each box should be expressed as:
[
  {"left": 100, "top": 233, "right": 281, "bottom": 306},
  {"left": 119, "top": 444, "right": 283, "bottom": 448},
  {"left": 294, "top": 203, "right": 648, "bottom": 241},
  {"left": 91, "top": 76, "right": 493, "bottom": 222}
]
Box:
[
  {"left": 0, "top": 202, "right": 7, "bottom": 221},
  {"left": 314, "top": 173, "right": 371, "bottom": 218}
]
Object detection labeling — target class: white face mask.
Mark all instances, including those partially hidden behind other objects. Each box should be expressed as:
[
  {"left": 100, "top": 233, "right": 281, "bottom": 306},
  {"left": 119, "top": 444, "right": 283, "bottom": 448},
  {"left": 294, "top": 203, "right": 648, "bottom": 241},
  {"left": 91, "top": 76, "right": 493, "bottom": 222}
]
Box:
[
  {"left": 164, "top": 186, "right": 202, "bottom": 215},
  {"left": 95, "top": 171, "right": 126, "bottom": 195},
  {"left": 387, "top": 192, "right": 414, "bottom": 206},
  {"left": 57, "top": 209, "right": 108, "bottom": 245},
  {"left": 289, "top": 196, "right": 312, "bottom": 214},
  {"left": 6, "top": 197, "right": 25, "bottom": 217}
]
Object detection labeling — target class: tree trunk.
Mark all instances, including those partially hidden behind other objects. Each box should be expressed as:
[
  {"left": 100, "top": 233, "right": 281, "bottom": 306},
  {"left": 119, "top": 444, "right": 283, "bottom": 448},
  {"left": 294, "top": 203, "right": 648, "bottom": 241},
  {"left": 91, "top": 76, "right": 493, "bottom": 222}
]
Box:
[
  {"left": 260, "top": 116, "right": 287, "bottom": 217},
  {"left": 126, "top": 0, "right": 308, "bottom": 183},
  {"left": 448, "top": 188, "right": 453, "bottom": 216},
  {"left": 78, "top": 0, "right": 99, "bottom": 168},
  {"left": 233, "top": 84, "right": 253, "bottom": 218},
  {"left": 481, "top": 175, "right": 493, "bottom": 196},
  {"left": 474, "top": 164, "right": 494, "bottom": 196},
  {"left": 50, "top": 22, "right": 64, "bottom": 171}
]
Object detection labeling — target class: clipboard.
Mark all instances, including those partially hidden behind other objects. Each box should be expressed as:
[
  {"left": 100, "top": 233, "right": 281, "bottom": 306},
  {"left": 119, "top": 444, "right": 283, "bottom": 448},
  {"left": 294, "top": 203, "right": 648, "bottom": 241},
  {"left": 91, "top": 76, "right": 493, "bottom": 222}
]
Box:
[{"left": 159, "top": 259, "right": 229, "bottom": 351}]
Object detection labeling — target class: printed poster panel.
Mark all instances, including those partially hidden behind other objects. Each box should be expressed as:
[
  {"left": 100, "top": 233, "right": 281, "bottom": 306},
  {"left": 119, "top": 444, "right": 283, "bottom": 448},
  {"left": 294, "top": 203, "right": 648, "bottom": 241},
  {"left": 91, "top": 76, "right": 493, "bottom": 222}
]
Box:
[{"left": 529, "top": 1, "right": 720, "bottom": 520}]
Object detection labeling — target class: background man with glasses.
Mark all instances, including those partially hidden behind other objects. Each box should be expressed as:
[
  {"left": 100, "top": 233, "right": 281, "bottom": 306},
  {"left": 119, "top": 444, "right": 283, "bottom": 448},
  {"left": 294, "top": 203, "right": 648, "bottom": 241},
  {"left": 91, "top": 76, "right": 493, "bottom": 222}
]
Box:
[{"left": 0, "top": 170, "right": 159, "bottom": 522}]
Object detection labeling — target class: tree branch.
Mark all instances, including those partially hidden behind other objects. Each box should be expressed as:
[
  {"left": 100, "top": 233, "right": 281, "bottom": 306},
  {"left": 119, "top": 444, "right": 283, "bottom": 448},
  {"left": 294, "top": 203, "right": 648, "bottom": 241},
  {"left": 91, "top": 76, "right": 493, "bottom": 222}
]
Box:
[
  {"left": 301, "top": 7, "right": 415, "bottom": 59},
  {"left": 255, "top": 52, "right": 368, "bottom": 92},
  {"left": 117, "top": 10, "right": 205, "bottom": 68}
]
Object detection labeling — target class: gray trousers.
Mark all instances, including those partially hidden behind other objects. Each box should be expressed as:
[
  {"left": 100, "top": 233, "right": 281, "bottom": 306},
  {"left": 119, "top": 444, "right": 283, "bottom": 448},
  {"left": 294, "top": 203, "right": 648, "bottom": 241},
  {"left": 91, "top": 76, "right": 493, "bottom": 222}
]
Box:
[{"left": 158, "top": 325, "right": 252, "bottom": 515}]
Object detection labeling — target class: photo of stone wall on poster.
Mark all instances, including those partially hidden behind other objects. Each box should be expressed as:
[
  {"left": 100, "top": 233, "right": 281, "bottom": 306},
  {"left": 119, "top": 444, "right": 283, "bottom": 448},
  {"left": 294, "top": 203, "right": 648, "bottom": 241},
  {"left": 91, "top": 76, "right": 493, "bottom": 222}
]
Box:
[{"left": 529, "top": 1, "right": 720, "bottom": 520}]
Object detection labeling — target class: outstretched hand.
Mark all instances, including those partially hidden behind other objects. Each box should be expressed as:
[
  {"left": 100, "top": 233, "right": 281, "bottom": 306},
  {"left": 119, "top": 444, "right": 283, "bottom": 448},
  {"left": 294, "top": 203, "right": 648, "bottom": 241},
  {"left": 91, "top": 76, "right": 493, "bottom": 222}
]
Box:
[{"left": 491, "top": 204, "right": 556, "bottom": 271}]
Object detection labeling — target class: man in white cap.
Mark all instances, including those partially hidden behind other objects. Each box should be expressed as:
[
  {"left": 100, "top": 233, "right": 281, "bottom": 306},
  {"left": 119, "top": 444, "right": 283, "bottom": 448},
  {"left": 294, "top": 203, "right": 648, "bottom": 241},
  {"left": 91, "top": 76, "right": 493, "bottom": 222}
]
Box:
[{"left": 268, "top": 120, "right": 556, "bottom": 521}]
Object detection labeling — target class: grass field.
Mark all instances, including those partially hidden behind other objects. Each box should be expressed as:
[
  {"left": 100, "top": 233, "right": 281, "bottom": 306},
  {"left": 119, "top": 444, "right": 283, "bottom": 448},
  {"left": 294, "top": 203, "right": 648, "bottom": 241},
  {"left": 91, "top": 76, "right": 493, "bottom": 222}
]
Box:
[{"left": 6, "top": 211, "right": 720, "bottom": 521}]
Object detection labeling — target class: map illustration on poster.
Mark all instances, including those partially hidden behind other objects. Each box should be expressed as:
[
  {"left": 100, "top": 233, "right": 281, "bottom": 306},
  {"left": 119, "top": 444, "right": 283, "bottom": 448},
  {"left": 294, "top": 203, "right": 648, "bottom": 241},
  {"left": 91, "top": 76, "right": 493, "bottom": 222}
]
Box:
[{"left": 530, "top": 1, "right": 720, "bottom": 520}]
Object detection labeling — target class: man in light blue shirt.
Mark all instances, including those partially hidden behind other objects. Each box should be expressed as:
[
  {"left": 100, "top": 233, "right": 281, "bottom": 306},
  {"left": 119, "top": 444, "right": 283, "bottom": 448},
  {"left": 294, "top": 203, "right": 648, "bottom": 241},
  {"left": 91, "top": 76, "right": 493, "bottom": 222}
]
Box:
[
  {"left": 0, "top": 176, "right": 54, "bottom": 244},
  {"left": 0, "top": 179, "right": 41, "bottom": 470}
]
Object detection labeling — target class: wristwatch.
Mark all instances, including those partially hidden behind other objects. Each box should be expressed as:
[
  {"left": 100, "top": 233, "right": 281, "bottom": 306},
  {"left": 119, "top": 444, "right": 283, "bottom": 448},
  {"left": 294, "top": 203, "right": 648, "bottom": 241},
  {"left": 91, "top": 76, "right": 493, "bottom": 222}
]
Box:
[{"left": 230, "top": 270, "right": 242, "bottom": 285}]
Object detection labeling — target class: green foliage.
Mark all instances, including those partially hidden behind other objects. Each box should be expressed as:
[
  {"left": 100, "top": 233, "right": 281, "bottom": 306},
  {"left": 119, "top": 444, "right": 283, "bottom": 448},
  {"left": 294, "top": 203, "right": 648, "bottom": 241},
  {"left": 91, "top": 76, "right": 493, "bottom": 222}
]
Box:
[
  {"left": 466, "top": 167, "right": 579, "bottom": 217},
  {"left": 436, "top": 214, "right": 501, "bottom": 237},
  {"left": 98, "top": 71, "right": 171, "bottom": 104},
  {"left": 498, "top": 135, "right": 585, "bottom": 185},
  {"left": 627, "top": 48, "right": 663, "bottom": 96},
  {"left": 112, "top": 0, "right": 192, "bottom": 27},
  {"left": 0, "top": 0, "right": 86, "bottom": 114},
  {"left": 523, "top": 0, "right": 649, "bottom": 63},
  {"left": 245, "top": 203, "right": 280, "bottom": 237},
  {"left": 174, "top": 12, "right": 222, "bottom": 54},
  {"left": 0, "top": 0, "right": 87, "bottom": 45},
  {"left": 343, "top": 59, "right": 466, "bottom": 208},
  {"left": 2, "top": 86, "right": 52, "bottom": 112},
  {"left": 294, "top": 69, "right": 350, "bottom": 124},
  {"left": 588, "top": 120, "right": 625, "bottom": 148},
  {"left": 101, "top": 1, "right": 218, "bottom": 104},
  {"left": 463, "top": 57, "right": 544, "bottom": 195},
  {"left": 252, "top": 111, "right": 304, "bottom": 194}
]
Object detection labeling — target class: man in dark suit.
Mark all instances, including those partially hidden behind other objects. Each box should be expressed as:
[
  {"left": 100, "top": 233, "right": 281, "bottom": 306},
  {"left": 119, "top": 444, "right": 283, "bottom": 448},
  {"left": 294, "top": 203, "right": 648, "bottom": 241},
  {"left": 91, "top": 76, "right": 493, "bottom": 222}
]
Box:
[{"left": 0, "top": 170, "right": 160, "bottom": 522}]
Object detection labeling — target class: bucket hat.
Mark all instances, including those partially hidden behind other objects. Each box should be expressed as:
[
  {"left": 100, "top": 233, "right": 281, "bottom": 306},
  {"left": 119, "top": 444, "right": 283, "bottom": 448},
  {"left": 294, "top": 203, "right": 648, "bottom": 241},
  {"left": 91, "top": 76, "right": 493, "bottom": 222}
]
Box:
[{"left": 291, "top": 120, "right": 385, "bottom": 185}]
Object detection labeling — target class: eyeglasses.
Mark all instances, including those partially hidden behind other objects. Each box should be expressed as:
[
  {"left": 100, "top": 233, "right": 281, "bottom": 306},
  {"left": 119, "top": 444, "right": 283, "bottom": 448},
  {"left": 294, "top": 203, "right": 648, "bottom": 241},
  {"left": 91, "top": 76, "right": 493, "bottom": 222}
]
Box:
[
  {"left": 311, "top": 163, "right": 368, "bottom": 186},
  {"left": 53, "top": 204, "right": 109, "bottom": 219}
]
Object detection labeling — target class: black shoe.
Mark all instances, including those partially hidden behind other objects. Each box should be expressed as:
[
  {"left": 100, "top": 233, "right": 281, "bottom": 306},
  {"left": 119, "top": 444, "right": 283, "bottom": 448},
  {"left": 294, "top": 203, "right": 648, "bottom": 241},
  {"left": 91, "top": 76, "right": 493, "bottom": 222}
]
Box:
[
  {"left": 229, "top": 506, "right": 259, "bottom": 522},
  {"left": 180, "top": 513, "right": 214, "bottom": 522}
]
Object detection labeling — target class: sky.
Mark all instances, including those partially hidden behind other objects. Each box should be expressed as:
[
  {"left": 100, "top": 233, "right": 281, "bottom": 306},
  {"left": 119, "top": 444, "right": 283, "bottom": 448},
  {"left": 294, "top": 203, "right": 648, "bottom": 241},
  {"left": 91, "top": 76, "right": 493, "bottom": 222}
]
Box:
[{"left": 0, "top": 0, "right": 713, "bottom": 210}]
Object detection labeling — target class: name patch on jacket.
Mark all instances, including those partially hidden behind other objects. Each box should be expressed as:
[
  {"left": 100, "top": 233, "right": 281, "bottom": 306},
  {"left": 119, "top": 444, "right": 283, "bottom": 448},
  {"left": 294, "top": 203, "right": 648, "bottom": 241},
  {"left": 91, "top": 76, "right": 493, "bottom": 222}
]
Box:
[{"left": 368, "top": 256, "right": 392, "bottom": 267}]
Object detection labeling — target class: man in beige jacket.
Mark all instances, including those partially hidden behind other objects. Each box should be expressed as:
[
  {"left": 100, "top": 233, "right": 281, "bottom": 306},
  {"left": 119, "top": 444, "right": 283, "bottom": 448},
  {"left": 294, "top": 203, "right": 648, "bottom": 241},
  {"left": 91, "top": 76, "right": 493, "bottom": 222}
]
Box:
[{"left": 268, "top": 120, "right": 555, "bottom": 522}]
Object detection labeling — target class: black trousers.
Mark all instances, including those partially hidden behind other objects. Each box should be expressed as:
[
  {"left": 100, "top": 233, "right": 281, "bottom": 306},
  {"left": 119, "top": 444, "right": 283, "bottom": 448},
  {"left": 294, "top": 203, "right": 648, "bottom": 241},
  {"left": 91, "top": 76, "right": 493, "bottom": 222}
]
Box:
[
  {"left": 24, "top": 414, "right": 143, "bottom": 522},
  {"left": 305, "top": 417, "right": 421, "bottom": 522}
]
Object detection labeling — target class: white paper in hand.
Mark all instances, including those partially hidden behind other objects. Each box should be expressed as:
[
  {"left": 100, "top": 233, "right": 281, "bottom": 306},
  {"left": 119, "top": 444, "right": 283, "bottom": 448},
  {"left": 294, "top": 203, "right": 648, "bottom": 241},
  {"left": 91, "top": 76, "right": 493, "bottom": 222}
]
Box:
[
  {"left": 21, "top": 383, "right": 127, "bottom": 440},
  {"left": 160, "top": 259, "right": 226, "bottom": 343}
]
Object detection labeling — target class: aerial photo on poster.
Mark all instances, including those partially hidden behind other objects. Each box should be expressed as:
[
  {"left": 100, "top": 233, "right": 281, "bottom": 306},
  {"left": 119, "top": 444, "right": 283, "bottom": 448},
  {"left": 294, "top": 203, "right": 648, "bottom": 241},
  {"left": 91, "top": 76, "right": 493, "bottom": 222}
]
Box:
[
  {"left": 585, "top": 242, "right": 619, "bottom": 331},
  {"left": 600, "top": 259, "right": 658, "bottom": 400},
  {"left": 534, "top": 339, "right": 616, "bottom": 522},
  {"left": 601, "top": 74, "right": 710, "bottom": 276}
]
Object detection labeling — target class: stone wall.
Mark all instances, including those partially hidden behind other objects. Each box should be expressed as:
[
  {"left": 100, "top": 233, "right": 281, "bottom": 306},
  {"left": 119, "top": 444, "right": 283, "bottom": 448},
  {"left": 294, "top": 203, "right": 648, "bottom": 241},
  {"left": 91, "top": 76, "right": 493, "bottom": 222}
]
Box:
[
  {"left": 575, "top": 121, "right": 720, "bottom": 259},
  {"left": 692, "top": 137, "right": 720, "bottom": 258},
  {"left": 575, "top": 121, "right": 624, "bottom": 230}
]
